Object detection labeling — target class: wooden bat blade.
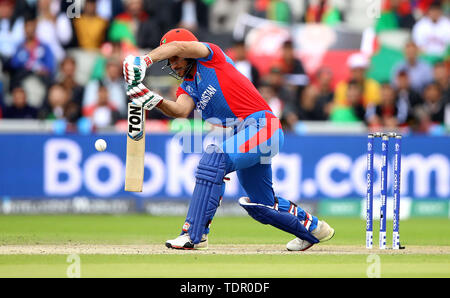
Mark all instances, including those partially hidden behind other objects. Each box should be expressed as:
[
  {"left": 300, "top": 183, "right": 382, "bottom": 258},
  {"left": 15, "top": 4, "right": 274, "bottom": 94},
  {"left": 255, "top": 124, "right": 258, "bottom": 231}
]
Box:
[
  {"left": 125, "top": 103, "right": 145, "bottom": 192},
  {"left": 125, "top": 133, "right": 145, "bottom": 192}
]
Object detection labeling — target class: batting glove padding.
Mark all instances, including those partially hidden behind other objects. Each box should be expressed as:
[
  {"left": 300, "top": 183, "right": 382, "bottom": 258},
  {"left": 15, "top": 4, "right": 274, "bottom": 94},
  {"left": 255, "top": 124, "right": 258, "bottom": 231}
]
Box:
[
  {"left": 127, "top": 83, "right": 163, "bottom": 111},
  {"left": 123, "top": 55, "right": 152, "bottom": 85}
]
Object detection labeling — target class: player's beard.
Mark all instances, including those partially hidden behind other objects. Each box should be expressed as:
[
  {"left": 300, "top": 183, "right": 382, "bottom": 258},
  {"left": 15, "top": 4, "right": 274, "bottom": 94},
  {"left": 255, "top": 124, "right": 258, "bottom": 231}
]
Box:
[{"left": 163, "top": 59, "right": 196, "bottom": 80}]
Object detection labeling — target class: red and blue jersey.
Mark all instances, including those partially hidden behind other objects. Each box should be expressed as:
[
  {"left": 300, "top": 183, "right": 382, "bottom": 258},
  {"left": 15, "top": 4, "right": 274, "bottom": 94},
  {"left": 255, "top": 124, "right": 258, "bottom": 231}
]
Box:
[
  {"left": 174, "top": 42, "right": 311, "bottom": 241},
  {"left": 176, "top": 43, "right": 272, "bottom": 127}
]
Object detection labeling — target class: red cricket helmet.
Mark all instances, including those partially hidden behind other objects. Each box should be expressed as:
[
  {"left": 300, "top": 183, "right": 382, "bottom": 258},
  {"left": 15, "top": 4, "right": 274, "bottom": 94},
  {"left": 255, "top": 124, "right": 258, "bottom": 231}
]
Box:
[
  {"left": 160, "top": 28, "right": 198, "bottom": 80},
  {"left": 160, "top": 28, "right": 198, "bottom": 46}
]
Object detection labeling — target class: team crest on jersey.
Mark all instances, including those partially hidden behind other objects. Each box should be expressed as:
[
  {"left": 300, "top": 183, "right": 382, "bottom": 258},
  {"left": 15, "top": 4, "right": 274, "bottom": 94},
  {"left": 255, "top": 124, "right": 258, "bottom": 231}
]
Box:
[
  {"left": 185, "top": 85, "right": 198, "bottom": 98},
  {"left": 186, "top": 85, "right": 194, "bottom": 93}
]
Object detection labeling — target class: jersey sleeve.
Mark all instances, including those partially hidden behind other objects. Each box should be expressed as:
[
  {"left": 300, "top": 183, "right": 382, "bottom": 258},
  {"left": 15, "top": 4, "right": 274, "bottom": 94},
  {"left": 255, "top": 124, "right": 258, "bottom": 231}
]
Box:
[
  {"left": 176, "top": 86, "right": 189, "bottom": 98},
  {"left": 197, "top": 42, "right": 227, "bottom": 66}
]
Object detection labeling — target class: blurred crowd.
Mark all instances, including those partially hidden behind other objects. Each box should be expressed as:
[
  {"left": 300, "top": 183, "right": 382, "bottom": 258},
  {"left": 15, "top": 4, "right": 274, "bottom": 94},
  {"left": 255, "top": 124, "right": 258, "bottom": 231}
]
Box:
[{"left": 0, "top": 0, "right": 449, "bottom": 135}]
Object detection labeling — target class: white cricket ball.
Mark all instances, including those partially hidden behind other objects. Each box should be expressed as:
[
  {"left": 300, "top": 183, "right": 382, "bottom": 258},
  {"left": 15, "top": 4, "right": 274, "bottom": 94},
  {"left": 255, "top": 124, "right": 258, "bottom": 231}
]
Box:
[{"left": 95, "top": 139, "right": 107, "bottom": 152}]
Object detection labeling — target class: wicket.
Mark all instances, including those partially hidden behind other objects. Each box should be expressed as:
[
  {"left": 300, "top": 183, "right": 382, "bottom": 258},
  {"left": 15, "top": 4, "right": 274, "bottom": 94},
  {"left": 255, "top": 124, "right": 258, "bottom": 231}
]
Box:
[{"left": 366, "top": 132, "right": 404, "bottom": 250}]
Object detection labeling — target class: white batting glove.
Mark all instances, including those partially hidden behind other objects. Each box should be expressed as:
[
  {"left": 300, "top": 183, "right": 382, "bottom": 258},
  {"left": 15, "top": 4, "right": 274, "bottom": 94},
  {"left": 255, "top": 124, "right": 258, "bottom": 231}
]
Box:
[
  {"left": 127, "top": 83, "right": 163, "bottom": 111},
  {"left": 123, "top": 55, "right": 153, "bottom": 85}
]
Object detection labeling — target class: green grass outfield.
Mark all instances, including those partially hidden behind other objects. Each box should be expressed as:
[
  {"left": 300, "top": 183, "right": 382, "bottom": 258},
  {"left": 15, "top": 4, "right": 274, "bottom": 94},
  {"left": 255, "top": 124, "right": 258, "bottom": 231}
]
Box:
[{"left": 0, "top": 215, "right": 449, "bottom": 278}]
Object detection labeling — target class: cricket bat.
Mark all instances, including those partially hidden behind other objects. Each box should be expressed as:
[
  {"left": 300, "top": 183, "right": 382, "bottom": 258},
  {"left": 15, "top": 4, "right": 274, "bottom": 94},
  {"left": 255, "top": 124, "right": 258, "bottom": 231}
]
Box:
[{"left": 125, "top": 102, "right": 145, "bottom": 192}]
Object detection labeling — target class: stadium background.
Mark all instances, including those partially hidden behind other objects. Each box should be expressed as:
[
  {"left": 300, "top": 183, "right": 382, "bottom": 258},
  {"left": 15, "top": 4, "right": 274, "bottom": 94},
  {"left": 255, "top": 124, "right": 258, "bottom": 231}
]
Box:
[{"left": 0, "top": 0, "right": 449, "bottom": 220}]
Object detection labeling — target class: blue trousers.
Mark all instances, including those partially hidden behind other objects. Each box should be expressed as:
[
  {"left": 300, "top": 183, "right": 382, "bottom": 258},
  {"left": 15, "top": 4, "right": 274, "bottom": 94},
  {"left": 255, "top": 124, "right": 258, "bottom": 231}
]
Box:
[{"left": 210, "top": 110, "right": 318, "bottom": 233}]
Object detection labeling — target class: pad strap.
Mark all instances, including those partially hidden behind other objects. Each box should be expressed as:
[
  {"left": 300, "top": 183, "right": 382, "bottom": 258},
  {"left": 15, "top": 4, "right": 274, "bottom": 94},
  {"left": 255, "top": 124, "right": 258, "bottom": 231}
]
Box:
[
  {"left": 239, "top": 197, "right": 319, "bottom": 244},
  {"left": 184, "top": 145, "right": 231, "bottom": 244},
  {"left": 288, "top": 201, "right": 298, "bottom": 217}
]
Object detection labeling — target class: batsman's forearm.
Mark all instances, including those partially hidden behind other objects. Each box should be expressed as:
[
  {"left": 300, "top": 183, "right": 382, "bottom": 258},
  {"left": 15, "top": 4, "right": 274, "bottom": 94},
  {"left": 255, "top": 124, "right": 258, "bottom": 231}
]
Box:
[
  {"left": 157, "top": 99, "right": 190, "bottom": 118},
  {"left": 147, "top": 41, "right": 205, "bottom": 62},
  {"left": 147, "top": 43, "right": 183, "bottom": 63}
]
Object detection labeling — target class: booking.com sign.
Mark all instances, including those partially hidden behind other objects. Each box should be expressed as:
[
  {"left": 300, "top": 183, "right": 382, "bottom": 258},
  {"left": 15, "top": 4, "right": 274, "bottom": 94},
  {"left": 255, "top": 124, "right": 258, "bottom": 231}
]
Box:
[{"left": 37, "top": 135, "right": 450, "bottom": 201}]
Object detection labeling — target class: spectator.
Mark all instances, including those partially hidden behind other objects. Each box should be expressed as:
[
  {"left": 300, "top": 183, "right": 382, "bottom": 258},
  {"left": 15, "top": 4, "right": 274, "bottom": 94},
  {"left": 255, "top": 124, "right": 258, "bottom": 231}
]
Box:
[
  {"left": 313, "top": 67, "right": 334, "bottom": 119},
  {"left": 83, "top": 84, "right": 120, "bottom": 128},
  {"left": 414, "top": 82, "right": 447, "bottom": 131},
  {"left": 376, "top": 0, "right": 416, "bottom": 32},
  {"left": 414, "top": 0, "right": 439, "bottom": 16},
  {"left": 391, "top": 41, "right": 434, "bottom": 93},
  {"left": 0, "top": 0, "right": 25, "bottom": 62},
  {"left": 230, "top": 40, "right": 261, "bottom": 88},
  {"left": 433, "top": 61, "right": 450, "bottom": 99},
  {"left": 38, "top": 83, "right": 80, "bottom": 124},
  {"left": 444, "top": 0, "right": 450, "bottom": 15},
  {"left": 3, "top": 86, "right": 37, "bottom": 118},
  {"left": 412, "top": 1, "right": 450, "bottom": 57},
  {"left": 83, "top": 58, "right": 127, "bottom": 118},
  {"left": 90, "top": 42, "right": 139, "bottom": 80},
  {"left": 9, "top": 14, "right": 56, "bottom": 89},
  {"left": 35, "top": 81, "right": 80, "bottom": 130},
  {"left": 264, "top": 65, "right": 295, "bottom": 107},
  {"left": 294, "top": 84, "right": 328, "bottom": 121},
  {"left": 73, "top": 0, "right": 108, "bottom": 50},
  {"left": 391, "top": 0, "right": 417, "bottom": 29},
  {"left": 249, "top": 0, "right": 268, "bottom": 19},
  {"left": 9, "top": 0, "right": 32, "bottom": 18},
  {"left": 258, "top": 83, "right": 283, "bottom": 118},
  {"left": 0, "top": 78, "right": 3, "bottom": 111},
  {"left": 333, "top": 52, "right": 381, "bottom": 108},
  {"left": 59, "top": 0, "right": 124, "bottom": 22},
  {"left": 35, "top": 0, "right": 73, "bottom": 62},
  {"left": 95, "top": 0, "right": 125, "bottom": 21},
  {"left": 210, "top": 0, "right": 251, "bottom": 34},
  {"left": 90, "top": 41, "right": 131, "bottom": 80},
  {"left": 276, "top": 40, "right": 308, "bottom": 100},
  {"left": 143, "top": 0, "right": 175, "bottom": 35},
  {"left": 40, "top": 83, "right": 70, "bottom": 120},
  {"left": 135, "top": 0, "right": 166, "bottom": 49},
  {"left": 303, "top": 0, "right": 342, "bottom": 26},
  {"left": 366, "top": 83, "right": 408, "bottom": 129},
  {"left": 250, "top": 0, "right": 292, "bottom": 24},
  {"left": 330, "top": 80, "right": 366, "bottom": 123},
  {"left": 395, "top": 70, "right": 424, "bottom": 123},
  {"left": 173, "top": 0, "right": 211, "bottom": 31},
  {"left": 108, "top": 0, "right": 160, "bottom": 49},
  {"left": 281, "top": 111, "right": 298, "bottom": 132},
  {"left": 57, "top": 56, "right": 84, "bottom": 108}
]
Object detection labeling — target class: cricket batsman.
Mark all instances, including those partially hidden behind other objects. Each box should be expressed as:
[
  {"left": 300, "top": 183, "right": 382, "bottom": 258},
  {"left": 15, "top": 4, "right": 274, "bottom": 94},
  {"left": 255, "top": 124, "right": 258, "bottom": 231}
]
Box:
[{"left": 123, "top": 28, "right": 335, "bottom": 251}]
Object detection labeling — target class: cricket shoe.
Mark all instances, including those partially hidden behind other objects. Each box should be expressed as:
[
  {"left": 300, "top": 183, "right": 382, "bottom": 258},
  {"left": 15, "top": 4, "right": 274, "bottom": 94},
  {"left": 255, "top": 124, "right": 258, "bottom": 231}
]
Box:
[
  {"left": 286, "top": 220, "right": 335, "bottom": 251},
  {"left": 165, "top": 233, "right": 208, "bottom": 250}
]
